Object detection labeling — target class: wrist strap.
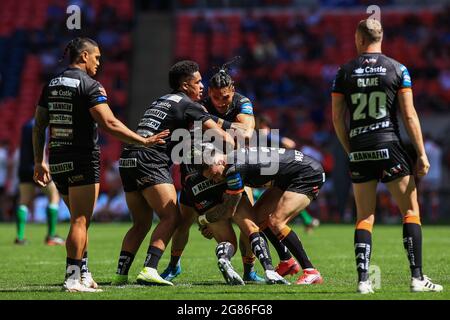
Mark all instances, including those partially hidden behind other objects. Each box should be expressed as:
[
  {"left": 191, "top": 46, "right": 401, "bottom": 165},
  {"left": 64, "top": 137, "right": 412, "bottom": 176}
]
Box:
[{"left": 198, "top": 214, "right": 209, "bottom": 226}]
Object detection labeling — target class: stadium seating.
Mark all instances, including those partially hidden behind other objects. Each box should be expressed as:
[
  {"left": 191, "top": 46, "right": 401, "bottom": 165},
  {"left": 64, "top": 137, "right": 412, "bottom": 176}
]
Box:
[
  {"left": 175, "top": 9, "right": 449, "bottom": 130},
  {"left": 172, "top": 8, "right": 449, "bottom": 221},
  {"left": 0, "top": 0, "right": 134, "bottom": 192}
]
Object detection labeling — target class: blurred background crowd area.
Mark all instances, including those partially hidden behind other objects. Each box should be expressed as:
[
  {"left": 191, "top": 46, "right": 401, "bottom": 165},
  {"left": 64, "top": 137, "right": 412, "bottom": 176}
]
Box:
[{"left": 0, "top": 0, "right": 448, "bottom": 224}]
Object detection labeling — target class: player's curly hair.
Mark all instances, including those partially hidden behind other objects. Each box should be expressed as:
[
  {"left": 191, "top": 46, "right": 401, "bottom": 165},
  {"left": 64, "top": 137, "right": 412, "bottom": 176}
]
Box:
[
  {"left": 60, "top": 37, "right": 99, "bottom": 64},
  {"left": 168, "top": 60, "right": 200, "bottom": 90},
  {"left": 209, "top": 56, "right": 241, "bottom": 89}
]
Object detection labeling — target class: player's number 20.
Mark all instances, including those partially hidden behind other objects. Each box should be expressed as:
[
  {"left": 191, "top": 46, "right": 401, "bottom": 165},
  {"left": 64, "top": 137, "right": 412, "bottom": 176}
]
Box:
[{"left": 351, "top": 92, "right": 387, "bottom": 120}]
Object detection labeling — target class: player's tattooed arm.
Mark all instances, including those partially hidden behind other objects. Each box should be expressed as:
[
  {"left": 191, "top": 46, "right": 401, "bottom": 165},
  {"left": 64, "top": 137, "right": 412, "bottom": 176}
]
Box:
[
  {"left": 33, "top": 106, "right": 49, "bottom": 164},
  {"left": 198, "top": 193, "right": 242, "bottom": 225},
  {"left": 233, "top": 113, "right": 255, "bottom": 140}
]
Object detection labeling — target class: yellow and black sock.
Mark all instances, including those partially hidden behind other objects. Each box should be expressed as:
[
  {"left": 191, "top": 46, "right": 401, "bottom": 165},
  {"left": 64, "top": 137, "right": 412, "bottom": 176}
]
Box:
[
  {"left": 355, "top": 220, "right": 373, "bottom": 282},
  {"left": 260, "top": 222, "right": 292, "bottom": 261},
  {"left": 403, "top": 214, "right": 423, "bottom": 280},
  {"left": 278, "top": 226, "right": 314, "bottom": 269},
  {"left": 239, "top": 236, "right": 256, "bottom": 275},
  {"left": 242, "top": 255, "right": 256, "bottom": 275},
  {"left": 249, "top": 232, "right": 274, "bottom": 271}
]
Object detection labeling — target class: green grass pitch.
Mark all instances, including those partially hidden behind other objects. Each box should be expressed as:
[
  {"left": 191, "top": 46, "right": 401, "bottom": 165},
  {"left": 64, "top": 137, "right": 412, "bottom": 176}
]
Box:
[{"left": 0, "top": 223, "right": 448, "bottom": 300}]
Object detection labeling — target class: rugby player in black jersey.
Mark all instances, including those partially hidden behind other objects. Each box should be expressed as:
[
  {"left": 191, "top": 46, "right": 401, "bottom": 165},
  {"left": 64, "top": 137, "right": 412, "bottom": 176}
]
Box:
[
  {"left": 176, "top": 165, "right": 289, "bottom": 285},
  {"left": 15, "top": 118, "right": 64, "bottom": 246},
  {"left": 162, "top": 62, "right": 268, "bottom": 283},
  {"left": 112, "top": 60, "right": 235, "bottom": 286},
  {"left": 332, "top": 19, "right": 442, "bottom": 293},
  {"left": 33, "top": 38, "right": 169, "bottom": 292},
  {"left": 201, "top": 147, "right": 325, "bottom": 285}
]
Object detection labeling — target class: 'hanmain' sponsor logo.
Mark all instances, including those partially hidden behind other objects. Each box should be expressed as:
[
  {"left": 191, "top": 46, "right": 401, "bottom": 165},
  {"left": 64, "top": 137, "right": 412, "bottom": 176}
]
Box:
[
  {"left": 349, "top": 149, "right": 390, "bottom": 162},
  {"left": 50, "top": 161, "right": 74, "bottom": 174},
  {"left": 144, "top": 109, "right": 168, "bottom": 120},
  {"left": 192, "top": 179, "right": 225, "bottom": 196},
  {"left": 49, "top": 102, "right": 73, "bottom": 112}
]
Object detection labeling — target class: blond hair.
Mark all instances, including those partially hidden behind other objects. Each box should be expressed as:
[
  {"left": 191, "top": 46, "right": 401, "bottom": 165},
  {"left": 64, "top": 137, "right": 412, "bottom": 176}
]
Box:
[{"left": 357, "top": 19, "right": 383, "bottom": 43}]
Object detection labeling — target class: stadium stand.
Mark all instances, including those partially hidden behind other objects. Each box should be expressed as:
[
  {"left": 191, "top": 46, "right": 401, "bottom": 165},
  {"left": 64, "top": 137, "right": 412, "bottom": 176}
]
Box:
[
  {"left": 0, "top": 0, "right": 134, "bottom": 200},
  {"left": 173, "top": 6, "right": 450, "bottom": 221}
]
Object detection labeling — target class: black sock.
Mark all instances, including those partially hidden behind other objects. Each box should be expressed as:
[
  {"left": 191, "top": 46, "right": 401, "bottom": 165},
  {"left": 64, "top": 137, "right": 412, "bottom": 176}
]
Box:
[
  {"left": 249, "top": 232, "right": 274, "bottom": 271},
  {"left": 169, "top": 251, "right": 182, "bottom": 268},
  {"left": 116, "top": 251, "right": 135, "bottom": 275},
  {"left": 239, "top": 236, "right": 256, "bottom": 275},
  {"left": 354, "top": 229, "right": 372, "bottom": 282},
  {"left": 261, "top": 226, "right": 292, "bottom": 261},
  {"left": 81, "top": 251, "right": 88, "bottom": 275},
  {"left": 66, "top": 258, "right": 82, "bottom": 280},
  {"left": 281, "top": 229, "right": 314, "bottom": 269},
  {"left": 144, "top": 246, "right": 164, "bottom": 269},
  {"left": 403, "top": 223, "right": 423, "bottom": 279},
  {"left": 242, "top": 259, "right": 255, "bottom": 275},
  {"left": 215, "top": 242, "right": 235, "bottom": 260}
]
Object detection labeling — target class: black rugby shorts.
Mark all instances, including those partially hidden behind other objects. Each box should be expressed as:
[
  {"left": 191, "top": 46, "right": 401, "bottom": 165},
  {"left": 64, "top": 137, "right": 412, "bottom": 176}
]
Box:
[{"left": 49, "top": 150, "right": 100, "bottom": 195}]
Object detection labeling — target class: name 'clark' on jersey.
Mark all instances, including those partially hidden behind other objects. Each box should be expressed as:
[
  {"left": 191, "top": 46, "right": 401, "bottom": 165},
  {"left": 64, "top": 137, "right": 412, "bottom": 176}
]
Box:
[{"left": 332, "top": 53, "right": 412, "bottom": 150}]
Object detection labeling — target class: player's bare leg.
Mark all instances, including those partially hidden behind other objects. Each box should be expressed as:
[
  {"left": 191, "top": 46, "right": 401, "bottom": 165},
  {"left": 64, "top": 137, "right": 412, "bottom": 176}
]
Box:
[
  {"left": 386, "top": 176, "right": 442, "bottom": 292},
  {"left": 207, "top": 219, "right": 237, "bottom": 247},
  {"left": 232, "top": 196, "right": 289, "bottom": 285},
  {"left": 353, "top": 180, "right": 377, "bottom": 294},
  {"left": 233, "top": 199, "right": 264, "bottom": 283},
  {"left": 161, "top": 204, "right": 196, "bottom": 281},
  {"left": 136, "top": 184, "right": 180, "bottom": 286},
  {"left": 238, "top": 231, "right": 265, "bottom": 283},
  {"left": 254, "top": 188, "right": 300, "bottom": 276},
  {"left": 262, "top": 188, "right": 322, "bottom": 285},
  {"left": 112, "top": 190, "right": 153, "bottom": 285},
  {"left": 64, "top": 183, "right": 102, "bottom": 292},
  {"left": 207, "top": 219, "right": 243, "bottom": 285},
  {"left": 236, "top": 187, "right": 263, "bottom": 282}
]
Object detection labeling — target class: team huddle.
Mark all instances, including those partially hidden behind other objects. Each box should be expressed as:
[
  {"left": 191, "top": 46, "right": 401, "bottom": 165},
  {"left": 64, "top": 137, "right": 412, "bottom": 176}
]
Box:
[{"left": 32, "top": 19, "right": 442, "bottom": 293}]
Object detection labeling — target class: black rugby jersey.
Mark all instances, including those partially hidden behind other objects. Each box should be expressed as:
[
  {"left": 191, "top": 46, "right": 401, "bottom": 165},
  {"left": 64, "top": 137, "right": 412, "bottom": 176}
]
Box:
[
  {"left": 180, "top": 92, "right": 254, "bottom": 179},
  {"left": 223, "top": 147, "right": 322, "bottom": 193},
  {"left": 332, "top": 53, "right": 412, "bottom": 149},
  {"left": 184, "top": 173, "right": 227, "bottom": 214},
  {"left": 201, "top": 92, "right": 254, "bottom": 121},
  {"left": 129, "top": 91, "right": 211, "bottom": 162},
  {"left": 38, "top": 67, "right": 108, "bottom": 152}
]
